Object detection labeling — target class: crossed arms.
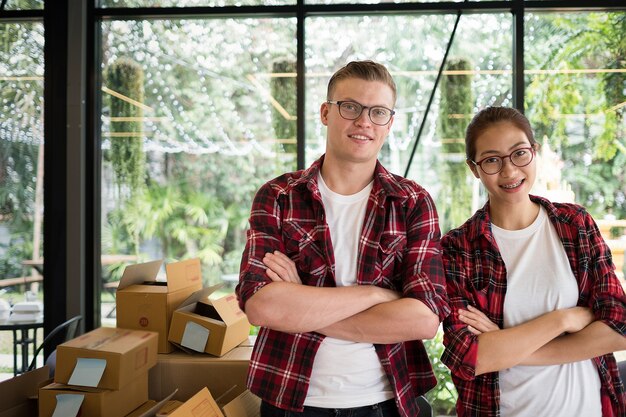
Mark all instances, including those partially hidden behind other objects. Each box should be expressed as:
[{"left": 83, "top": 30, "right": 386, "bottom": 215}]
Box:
[
  {"left": 245, "top": 251, "right": 440, "bottom": 344},
  {"left": 442, "top": 227, "right": 626, "bottom": 379},
  {"left": 457, "top": 304, "right": 626, "bottom": 375},
  {"left": 237, "top": 181, "right": 448, "bottom": 345}
]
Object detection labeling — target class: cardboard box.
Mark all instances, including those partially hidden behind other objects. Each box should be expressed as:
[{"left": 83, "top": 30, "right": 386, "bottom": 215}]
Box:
[
  {"left": 0, "top": 366, "right": 50, "bottom": 417},
  {"left": 168, "top": 285, "right": 251, "bottom": 356},
  {"left": 55, "top": 327, "right": 158, "bottom": 390},
  {"left": 116, "top": 259, "right": 203, "bottom": 353},
  {"left": 237, "top": 335, "right": 256, "bottom": 348},
  {"left": 155, "top": 400, "right": 184, "bottom": 416},
  {"left": 125, "top": 401, "right": 158, "bottom": 417},
  {"left": 39, "top": 374, "right": 148, "bottom": 417},
  {"left": 166, "top": 387, "right": 261, "bottom": 417},
  {"left": 149, "top": 346, "right": 252, "bottom": 402},
  {"left": 169, "top": 387, "right": 223, "bottom": 417},
  {"left": 124, "top": 389, "right": 179, "bottom": 417},
  {"left": 222, "top": 390, "right": 261, "bottom": 417}
]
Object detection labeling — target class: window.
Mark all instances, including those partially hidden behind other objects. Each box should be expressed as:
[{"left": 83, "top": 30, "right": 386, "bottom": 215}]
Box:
[
  {"left": 0, "top": 0, "right": 47, "bottom": 379},
  {"left": 0, "top": 21, "right": 44, "bottom": 328},
  {"left": 525, "top": 12, "right": 625, "bottom": 215},
  {"left": 1, "top": 0, "right": 42, "bottom": 10},
  {"left": 94, "top": 6, "right": 626, "bottom": 315},
  {"left": 305, "top": 13, "right": 512, "bottom": 232},
  {"left": 99, "top": 18, "right": 297, "bottom": 314},
  {"left": 525, "top": 11, "right": 626, "bottom": 278},
  {"left": 99, "top": 0, "right": 295, "bottom": 7}
]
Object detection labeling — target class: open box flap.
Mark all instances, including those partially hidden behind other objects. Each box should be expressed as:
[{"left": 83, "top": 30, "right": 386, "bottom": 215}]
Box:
[
  {"left": 170, "top": 387, "right": 224, "bottom": 417},
  {"left": 165, "top": 259, "right": 203, "bottom": 293},
  {"left": 0, "top": 366, "right": 50, "bottom": 413},
  {"left": 209, "top": 294, "right": 246, "bottom": 327},
  {"left": 176, "top": 284, "right": 223, "bottom": 310},
  {"left": 128, "top": 389, "right": 178, "bottom": 417},
  {"left": 222, "top": 390, "right": 261, "bottom": 417},
  {"left": 118, "top": 260, "right": 163, "bottom": 290},
  {"left": 41, "top": 382, "right": 104, "bottom": 394}
]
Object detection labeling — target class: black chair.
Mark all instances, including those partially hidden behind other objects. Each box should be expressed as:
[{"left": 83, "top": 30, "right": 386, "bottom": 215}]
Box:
[
  {"left": 417, "top": 395, "right": 433, "bottom": 417},
  {"left": 27, "top": 315, "right": 82, "bottom": 375}
]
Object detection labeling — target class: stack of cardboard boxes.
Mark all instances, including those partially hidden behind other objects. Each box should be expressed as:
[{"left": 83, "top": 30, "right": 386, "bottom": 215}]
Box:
[
  {"left": 115, "top": 258, "right": 257, "bottom": 416},
  {"left": 115, "top": 258, "right": 251, "bottom": 357},
  {"left": 0, "top": 258, "right": 258, "bottom": 417},
  {"left": 38, "top": 326, "right": 158, "bottom": 417},
  {"left": 116, "top": 259, "right": 203, "bottom": 354}
]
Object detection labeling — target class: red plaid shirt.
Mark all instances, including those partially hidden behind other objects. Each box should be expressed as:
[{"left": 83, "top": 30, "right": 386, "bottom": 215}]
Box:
[
  {"left": 442, "top": 195, "right": 626, "bottom": 417},
  {"left": 236, "top": 155, "right": 450, "bottom": 416}
]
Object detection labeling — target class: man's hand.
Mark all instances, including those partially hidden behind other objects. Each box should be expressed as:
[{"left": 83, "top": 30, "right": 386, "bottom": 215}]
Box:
[{"left": 263, "top": 251, "right": 301, "bottom": 284}]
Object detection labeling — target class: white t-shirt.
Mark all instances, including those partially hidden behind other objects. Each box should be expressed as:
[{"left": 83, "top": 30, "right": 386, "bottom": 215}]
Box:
[
  {"left": 493, "top": 206, "right": 602, "bottom": 417},
  {"left": 303, "top": 173, "right": 393, "bottom": 408}
]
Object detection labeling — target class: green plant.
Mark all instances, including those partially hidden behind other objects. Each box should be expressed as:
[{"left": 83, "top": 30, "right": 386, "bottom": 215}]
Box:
[
  {"left": 271, "top": 59, "right": 297, "bottom": 143},
  {"left": 525, "top": 13, "right": 626, "bottom": 220},
  {"left": 104, "top": 180, "right": 228, "bottom": 284},
  {"left": 438, "top": 58, "right": 474, "bottom": 233},
  {"left": 105, "top": 57, "right": 146, "bottom": 197},
  {"left": 424, "top": 331, "right": 457, "bottom": 416},
  {"left": 271, "top": 59, "right": 298, "bottom": 171}
]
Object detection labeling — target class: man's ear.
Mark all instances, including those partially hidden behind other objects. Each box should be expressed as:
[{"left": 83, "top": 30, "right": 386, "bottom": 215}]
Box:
[{"left": 320, "top": 102, "right": 329, "bottom": 126}]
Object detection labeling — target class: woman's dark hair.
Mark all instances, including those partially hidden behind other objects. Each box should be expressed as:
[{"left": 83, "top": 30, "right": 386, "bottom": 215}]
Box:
[{"left": 465, "top": 107, "right": 537, "bottom": 161}]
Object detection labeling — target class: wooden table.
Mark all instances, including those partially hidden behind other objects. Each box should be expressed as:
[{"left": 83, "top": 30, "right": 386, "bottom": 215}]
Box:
[
  {"left": 22, "top": 254, "right": 138, "bottom": 275},
  {"left": 20, "top": 255, "right": 138, "bottom": 319}
]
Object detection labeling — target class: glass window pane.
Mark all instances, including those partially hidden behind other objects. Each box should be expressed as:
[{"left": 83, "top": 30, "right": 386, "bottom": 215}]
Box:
[
  {"left": 525, "top": 11, "right": 626, "bottom": 279},
  {"left": 99, "top": 18, "right": 296, "bottom": 322},
  {"left": 305, "top": 13, "right": 512, "bottom": 233},
  {"left": 307, "top": 0, "right": 504, "bottom": 3},
  {"left": 100, "top": 0, "right": 294, "bottom": 7},
  {"left": 1, "top": 0, "right": 43, "bottom": 10},
  {"left": 0, "top": 21, "right": 44, "bottom": 371}
]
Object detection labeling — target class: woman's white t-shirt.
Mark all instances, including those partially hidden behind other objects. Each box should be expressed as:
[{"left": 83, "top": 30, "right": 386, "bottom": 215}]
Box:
[{"left": 492, "top": 206, "right": 602, "bottom": 417}]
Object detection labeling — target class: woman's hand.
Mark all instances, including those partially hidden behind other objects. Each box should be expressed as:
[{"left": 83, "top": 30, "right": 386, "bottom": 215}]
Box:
[
  {"left": 458, "top": 305, "right": 500, "bottom": 335},
  {"left": 263, "top": 251, "right": 301, "bottom": 284},
  {"left": 458, "top": 305, "right": 595, "bottom": 336},
  {"left": 560, "top": 306, "right": 595, "bottom": 333}
]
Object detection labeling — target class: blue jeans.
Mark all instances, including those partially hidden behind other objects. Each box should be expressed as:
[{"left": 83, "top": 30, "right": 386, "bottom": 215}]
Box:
[{"left": 260, "top": 399, "right": 401, "bottom": 417}]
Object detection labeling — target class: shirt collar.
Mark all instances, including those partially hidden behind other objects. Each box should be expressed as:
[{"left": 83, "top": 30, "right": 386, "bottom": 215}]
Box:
[
  {"left": 467, "top": 194, "right": 560, "bottom": 243},
  {"left": 286, "top": 154, "right": 405, "bottom": 203}
]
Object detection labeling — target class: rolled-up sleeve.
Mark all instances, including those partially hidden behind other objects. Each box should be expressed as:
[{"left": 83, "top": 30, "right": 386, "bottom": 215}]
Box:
[
  {"left": 402, "top": 190, "right": 450, "bottom": 322},
  {"left": 236, "top": 182, "right": 284, "bottom": 311},
  {"left": 441, "top": 233, "right": 480, "bottom": 381},
  {"left": 584, "top": 212, "right": 626, "bottom": 336}
]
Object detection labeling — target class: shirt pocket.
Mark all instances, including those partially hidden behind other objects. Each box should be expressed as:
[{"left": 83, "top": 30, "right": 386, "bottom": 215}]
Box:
[
  {"left": 375, "top": 233, "right": 407, "bottom": 284},
  {"left": 467, "top": 263, "right": 498, "bottom": 309},
  {"left": 282, "top": 221, "right": 329, "bottom": 284},
  {"left": 468, "top": 270, "right": 491, "bottom": 294}
]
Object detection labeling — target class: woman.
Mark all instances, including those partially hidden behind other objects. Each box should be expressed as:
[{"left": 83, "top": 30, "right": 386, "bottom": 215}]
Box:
[{"left": 441, "top": 106, "right": 626, "bottom": 417}]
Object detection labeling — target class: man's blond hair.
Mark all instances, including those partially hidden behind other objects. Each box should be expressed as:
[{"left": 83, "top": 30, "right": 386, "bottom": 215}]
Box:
[{"left": 327, "top": 60, "right": 397, "bottom": 105}]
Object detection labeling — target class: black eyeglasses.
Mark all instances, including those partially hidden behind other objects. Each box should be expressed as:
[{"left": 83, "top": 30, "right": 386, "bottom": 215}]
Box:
[
  {"left": 470, "top": 147, "right": 535, "bottom": 175},
  {"left": 327, "top": 100, "right": 395, "bottom": 126}
]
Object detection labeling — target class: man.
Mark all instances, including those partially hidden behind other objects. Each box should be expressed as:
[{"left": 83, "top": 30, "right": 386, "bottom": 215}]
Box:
[{"left": 236, "top": 60, "right": 449, "bottom": 417}]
